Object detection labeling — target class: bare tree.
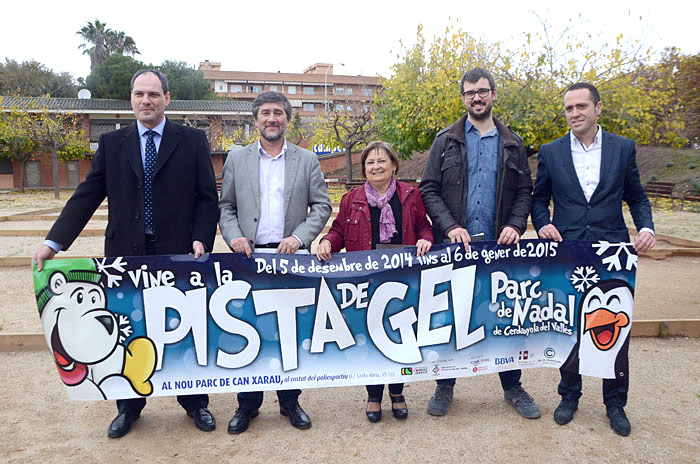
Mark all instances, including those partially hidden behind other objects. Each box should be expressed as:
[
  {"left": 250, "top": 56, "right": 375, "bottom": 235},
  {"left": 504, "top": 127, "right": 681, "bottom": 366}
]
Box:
[{"left": 316, "top": 100, "right": 377, "bottom": 183}]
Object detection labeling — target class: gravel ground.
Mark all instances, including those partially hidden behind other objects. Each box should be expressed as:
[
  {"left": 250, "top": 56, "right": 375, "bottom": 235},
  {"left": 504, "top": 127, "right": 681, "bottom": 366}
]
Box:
[
  {"left": 1, "top": 338, "right": 697, "bottom": 464},
  {"left": 1, "top": 191, "right": 699, "bottom": 464}
]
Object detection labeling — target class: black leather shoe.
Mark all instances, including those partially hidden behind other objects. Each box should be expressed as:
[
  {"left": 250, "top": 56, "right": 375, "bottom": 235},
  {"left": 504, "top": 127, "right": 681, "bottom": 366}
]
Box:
[
  {"left": 107, "top": 412, "right": 141, "bottom": 439},
  {"left": 390, "top": 394, "right": 408, "bottom": 420},
  {"left": 366, "top": 397, "right": 382, "bottom": 423},
  {"left": 228, "top": 409, "right": 259, "bottom": 434},
  {"left": 187, "top": 407, "right": 216, "bottom": 432},
  {"left": 607, "top": 406, "right": 631, "bottom": 436},
  {"left": 553, "top": 399, "right": 578, "bottom": 425},
  {"left": 280, "top": 403, "right": 312, "bottom": 430}
]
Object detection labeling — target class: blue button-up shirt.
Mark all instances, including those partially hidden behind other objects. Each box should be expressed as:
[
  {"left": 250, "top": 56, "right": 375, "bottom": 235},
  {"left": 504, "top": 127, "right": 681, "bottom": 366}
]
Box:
[{"left": 464, "top": 121, "right": 499, "bottom": 240}]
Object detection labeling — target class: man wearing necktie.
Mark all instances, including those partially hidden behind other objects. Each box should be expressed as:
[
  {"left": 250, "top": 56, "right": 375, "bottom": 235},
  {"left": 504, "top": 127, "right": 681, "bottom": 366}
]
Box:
[{"left": 33, "top": 69, "right": 219, "bottom": 438}]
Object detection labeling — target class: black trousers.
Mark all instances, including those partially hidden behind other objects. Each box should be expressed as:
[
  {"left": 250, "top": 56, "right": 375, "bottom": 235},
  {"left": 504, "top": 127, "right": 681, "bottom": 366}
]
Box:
[
  {"left": 116, "top": 238, "right": 209, "bottom": 416},
  {"left": 558, "top": 367, "right": 628, "bottom": 407},
  {"left": 366, "top": 383, "right": 403, "bottom": 400},
  {"left": 237, "top": 389, "right": 301, "bottom": 412},
  {"left": 436, "top": 369, "right": 522, "bottom": 390}
]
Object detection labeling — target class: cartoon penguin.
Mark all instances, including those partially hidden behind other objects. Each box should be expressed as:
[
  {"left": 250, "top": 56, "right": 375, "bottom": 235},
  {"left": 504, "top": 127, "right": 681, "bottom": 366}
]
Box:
[
  {"left": 34, "top": 259, "right": 157, "bottom": 400},
  {"left": 562, "top": 279, "right": 634, "bottom": 379}
]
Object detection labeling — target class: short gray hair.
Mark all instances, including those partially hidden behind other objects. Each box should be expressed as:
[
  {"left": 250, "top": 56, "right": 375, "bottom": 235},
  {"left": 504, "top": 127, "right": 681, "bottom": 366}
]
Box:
[{"left": 252, "top": 91, "right": 292, "bottom": 121}]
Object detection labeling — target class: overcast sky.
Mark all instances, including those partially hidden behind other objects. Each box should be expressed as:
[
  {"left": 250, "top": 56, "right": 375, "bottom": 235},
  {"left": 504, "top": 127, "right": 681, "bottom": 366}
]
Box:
[{"left": 2, "top": 0, "right": 698, "bottom": 83}]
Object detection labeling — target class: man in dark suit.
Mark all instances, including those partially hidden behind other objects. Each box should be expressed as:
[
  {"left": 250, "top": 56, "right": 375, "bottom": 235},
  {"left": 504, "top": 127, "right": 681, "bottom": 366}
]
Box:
[
  {"left": 532, "top": 82, "right": 656, "bottom": 436},
  {"left": 219, "top": 91, "right": 331, "bottom": 434},
  {"left": 33, "top": 69, "right": 219, "bottom": 438}
]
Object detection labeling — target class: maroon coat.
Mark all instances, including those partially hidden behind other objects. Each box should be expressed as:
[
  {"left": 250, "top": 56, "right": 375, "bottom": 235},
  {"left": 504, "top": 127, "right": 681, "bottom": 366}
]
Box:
[{"left": 322, "top": 181, "right": 434, "bottom": 252}]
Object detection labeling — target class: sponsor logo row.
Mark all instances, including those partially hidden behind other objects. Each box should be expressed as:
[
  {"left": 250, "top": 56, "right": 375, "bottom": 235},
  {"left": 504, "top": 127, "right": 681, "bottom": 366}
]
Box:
[{"left": 400, "top": 347, "right": 557, "bottom": 376}]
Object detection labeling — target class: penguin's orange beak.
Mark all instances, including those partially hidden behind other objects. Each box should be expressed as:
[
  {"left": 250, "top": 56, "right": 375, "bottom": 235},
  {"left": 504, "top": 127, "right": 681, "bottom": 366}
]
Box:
[{"left": 584, "top": 308, "right": 629, "bottom": 351}]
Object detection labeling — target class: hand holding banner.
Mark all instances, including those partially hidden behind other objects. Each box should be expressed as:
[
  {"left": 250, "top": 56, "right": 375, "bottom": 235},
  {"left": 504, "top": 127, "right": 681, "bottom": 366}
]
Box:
[{"left": 32, "top": 240, "right": 638, "bottom": 401}]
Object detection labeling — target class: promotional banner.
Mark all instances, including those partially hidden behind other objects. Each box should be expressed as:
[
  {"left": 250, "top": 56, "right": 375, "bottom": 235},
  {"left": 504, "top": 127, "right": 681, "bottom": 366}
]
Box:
[{"left": 32, "top": 240, "right": 638, "bottom": 401}]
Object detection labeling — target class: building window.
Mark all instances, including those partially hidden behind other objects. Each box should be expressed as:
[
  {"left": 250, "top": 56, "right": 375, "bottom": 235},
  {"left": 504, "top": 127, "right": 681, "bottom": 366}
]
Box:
[
  {"left": 89, "top": 122, "right": 117, "bottom": 143},
  {"left": 250, "top": 85, "right": 262, "bottom": 93},
  {"left": 363, "top": 104, "right": 370, "bottom": 112},
  {"left": 335, "top": 104, "right": 344, "bottom": 111},
  {"left": 362, "top": 88, "right": 373, "bottom": 97},
  {"left": 346, "top": 88, "right": 353, "bottom": 96},
  {"left": 269, "top": 85, "right": 278, "bottom": 91},
  {"left": 0, "top": 158, "right": 12, "bottom": 174},
  {"left": 303, "top": 86, "right": 314, "bottom": 95},
  {"left": 230, "top": 84, "right": 242, "bottom": 93},
  {"left": 288, "top": 86, "right": 296, "bottom": 94},
  {"left": 346, "top": 105, "right": 353, "bottom": 112},
  {"left": 303, "top": 103, "right": 315, "bottom": 111},
  {"left": 335, "top": 88, "right": 344, "bottom": 95}
]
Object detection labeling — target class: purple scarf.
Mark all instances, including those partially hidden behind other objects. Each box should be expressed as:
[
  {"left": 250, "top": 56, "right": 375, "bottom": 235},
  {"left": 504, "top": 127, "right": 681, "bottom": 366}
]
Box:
[{"left": 364, "top": 178, "right": 398, "bottom": 243}]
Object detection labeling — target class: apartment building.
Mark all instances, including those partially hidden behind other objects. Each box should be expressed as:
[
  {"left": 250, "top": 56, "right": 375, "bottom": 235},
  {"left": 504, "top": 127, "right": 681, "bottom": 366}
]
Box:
[{"left": 199, "top": 61, "right": 381, "bottom": 118}]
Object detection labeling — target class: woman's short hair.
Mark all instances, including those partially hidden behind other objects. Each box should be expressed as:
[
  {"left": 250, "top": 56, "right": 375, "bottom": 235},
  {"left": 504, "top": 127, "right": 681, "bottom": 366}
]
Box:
[{"left": 360, "top": 141, "right": 400, "bottom": 178}]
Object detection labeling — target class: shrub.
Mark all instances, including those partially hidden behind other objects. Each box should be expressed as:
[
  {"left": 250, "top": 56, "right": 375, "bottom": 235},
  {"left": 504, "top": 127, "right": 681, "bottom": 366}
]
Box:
[
  {"left": 666, "top": 161, "right": 674, "bottom": 168},
  {"left": 689, "top": 163, "right": 696, "bottom": 170},
  {"left": 690, "top": 177, "right": 700, "bottom": 194},
  {"left": 649, "top": 174, "right": 658, "bottom": 181}
]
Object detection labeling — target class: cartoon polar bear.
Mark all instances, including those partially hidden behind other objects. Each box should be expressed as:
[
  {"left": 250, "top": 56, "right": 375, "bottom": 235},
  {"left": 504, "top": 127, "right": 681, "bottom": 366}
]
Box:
[{"left": 35, "top": 261, "right": 156, "bottom": 400}]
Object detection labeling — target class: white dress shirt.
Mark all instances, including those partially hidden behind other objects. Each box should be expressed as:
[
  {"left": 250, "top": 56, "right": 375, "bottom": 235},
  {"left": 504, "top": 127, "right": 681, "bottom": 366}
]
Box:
[
  {"left": 571, "top": 126, "right": 602, "bottom": 203},
  {"left": 255, "top": 140, "right": 287, "bottom": 245}
]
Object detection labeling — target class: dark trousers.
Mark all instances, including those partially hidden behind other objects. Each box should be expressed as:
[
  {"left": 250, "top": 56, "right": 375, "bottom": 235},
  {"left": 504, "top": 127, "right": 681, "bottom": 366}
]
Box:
[
  {"left": 116, "top": 237, "right": 209, "bottom": 416},
  {"left": 117, "top": 395, "right": 209, "bottom": 415},
  {"left": 558, "top": 367, "right": 628, "bottom": 407},
  {"left": 366, "top": 383, "right": 403, "bottom": 400},
  {"left": 436, "top": 369, "right": 522, "bottom": 391},
  {"left": 238, "top": 389, "right": 301, "bottom": 412}
]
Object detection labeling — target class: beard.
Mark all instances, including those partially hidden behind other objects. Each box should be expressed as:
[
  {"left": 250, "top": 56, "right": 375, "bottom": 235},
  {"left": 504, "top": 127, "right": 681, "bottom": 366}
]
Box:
[
  {"left": 467, "top": 101, "right": 493, "bottom": 121},
  {"left": 259, "top": 125, "right": 285, "bottom": 142}
]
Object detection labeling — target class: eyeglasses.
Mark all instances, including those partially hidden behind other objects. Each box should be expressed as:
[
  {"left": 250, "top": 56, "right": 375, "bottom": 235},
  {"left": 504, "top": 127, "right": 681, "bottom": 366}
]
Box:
[{"left": 462, "top": 88, "right": 491, "bottom": 99}]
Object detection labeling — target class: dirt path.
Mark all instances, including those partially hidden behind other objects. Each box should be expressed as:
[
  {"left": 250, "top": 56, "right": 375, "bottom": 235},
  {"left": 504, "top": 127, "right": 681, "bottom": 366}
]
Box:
[
  {"left": 1, "top": 337, "right": 697, "bottom": 463},
  {"left": 1, "top": 192, "right": 699, "bottom": 463}
]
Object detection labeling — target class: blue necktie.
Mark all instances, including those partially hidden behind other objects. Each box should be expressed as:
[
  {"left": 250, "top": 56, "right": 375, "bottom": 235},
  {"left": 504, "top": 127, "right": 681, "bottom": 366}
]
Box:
[{"left": 144, "top": 130, "right": 157, "bottom": 233}]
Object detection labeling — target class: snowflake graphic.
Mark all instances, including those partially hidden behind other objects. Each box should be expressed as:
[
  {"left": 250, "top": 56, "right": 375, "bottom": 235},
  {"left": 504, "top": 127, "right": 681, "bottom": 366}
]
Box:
[
  {"left": 570, "top": 266, "right": 600, "bottom": 292},
  {"left": 591, "top": 241, "right": 638, "bottom": 271},
  {"left": 117, "top": 314, "right": 132, "bottom": 343},
  {"left": 94, "top": 257, "right": 128, "bottom": 288}
]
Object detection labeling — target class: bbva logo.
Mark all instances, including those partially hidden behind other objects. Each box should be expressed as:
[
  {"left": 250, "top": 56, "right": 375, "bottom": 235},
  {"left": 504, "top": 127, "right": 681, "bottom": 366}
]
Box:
[{"left": 495, "top": 356, "right": 515, "bottom": 365}]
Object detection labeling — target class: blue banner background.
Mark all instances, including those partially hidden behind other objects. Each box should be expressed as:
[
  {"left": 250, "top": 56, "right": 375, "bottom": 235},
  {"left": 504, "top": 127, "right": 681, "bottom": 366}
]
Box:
[{"left": 33, "top": 239, "right": 638, "bottom": 401}]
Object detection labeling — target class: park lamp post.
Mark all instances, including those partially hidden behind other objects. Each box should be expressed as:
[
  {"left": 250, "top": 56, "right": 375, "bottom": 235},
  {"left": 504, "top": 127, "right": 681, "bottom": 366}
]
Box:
[{"left": 324, "top": 63, "right": 344, "bottom": 112}]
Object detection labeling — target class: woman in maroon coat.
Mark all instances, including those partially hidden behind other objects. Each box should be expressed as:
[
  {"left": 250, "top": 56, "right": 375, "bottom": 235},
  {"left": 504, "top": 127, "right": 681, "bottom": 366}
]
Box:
[{"left": 316, "top": 141, "right": 433, "bottom": 423}]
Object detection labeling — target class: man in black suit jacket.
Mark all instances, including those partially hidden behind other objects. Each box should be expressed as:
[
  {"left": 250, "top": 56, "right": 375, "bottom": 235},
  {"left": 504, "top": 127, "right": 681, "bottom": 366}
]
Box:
[
  {"left": 532, "top": 82, "right": 655, "bottom": 436},
  {"left": 33, "top": 69, "right": 219, "bottom": 438}
]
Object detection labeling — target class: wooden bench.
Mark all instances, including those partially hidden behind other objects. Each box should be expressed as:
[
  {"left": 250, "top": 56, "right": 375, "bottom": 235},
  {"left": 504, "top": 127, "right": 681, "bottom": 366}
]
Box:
[
  {"left": 344, "top": 180, "right": 364, "bottom": 190},
  {"left": 644, "top": 181, "right": 677, "bottom": 206},
  {"left": 681, "top": 189, "right": 700, "bottom": 211},
  {"left": 344, "top": 178, "right": 421, "bottom": 190}
]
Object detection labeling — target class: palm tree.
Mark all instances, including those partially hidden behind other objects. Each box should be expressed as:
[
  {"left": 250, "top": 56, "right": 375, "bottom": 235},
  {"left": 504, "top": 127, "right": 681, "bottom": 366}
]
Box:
[
  {"left": 106, "top": 31, "right": 140, "bottom": 57},
  {"left": 77, "top": 20, "right": 140, "bottom": 72},
  {"left": 77, "top": 19, "right": 110, "bottom": 72}
]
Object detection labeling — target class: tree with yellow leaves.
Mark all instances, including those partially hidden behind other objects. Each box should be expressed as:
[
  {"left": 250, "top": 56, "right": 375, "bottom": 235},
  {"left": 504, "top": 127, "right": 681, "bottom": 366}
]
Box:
[{"left": 377, "top": 18, "right": 686, "bottom": 158}]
